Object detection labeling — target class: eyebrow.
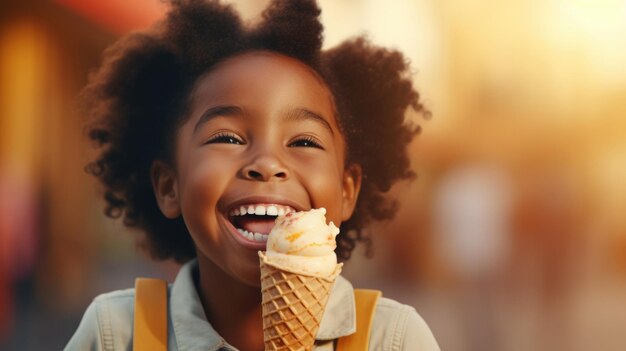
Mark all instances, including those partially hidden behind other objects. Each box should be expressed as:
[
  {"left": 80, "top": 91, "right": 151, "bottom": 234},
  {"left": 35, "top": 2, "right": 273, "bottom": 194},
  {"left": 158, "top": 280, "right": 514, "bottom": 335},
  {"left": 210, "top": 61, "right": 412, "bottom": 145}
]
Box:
[
  {"left": 192, "top": 105, "right": 334, "bottom": 135},
  {"left": 193, "top": 105, "right": 244, "bottom": 134},
  {"left": 284, "top": 108, "right": 334, "bottom": 136}
]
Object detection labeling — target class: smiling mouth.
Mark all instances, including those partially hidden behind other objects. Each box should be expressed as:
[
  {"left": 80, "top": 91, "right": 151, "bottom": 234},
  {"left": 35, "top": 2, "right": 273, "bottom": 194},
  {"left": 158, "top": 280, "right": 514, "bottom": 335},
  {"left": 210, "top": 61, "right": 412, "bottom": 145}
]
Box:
[{"left": 227, "top": 203, "right": 296, "bottom": 243}]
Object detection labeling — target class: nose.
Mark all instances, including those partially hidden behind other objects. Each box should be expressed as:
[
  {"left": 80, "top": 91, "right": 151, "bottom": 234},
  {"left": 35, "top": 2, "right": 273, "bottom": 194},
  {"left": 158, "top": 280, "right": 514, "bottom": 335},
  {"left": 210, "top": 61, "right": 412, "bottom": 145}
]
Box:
[{"left": 241, "top": 154, "right": 289, "bottom": 182}]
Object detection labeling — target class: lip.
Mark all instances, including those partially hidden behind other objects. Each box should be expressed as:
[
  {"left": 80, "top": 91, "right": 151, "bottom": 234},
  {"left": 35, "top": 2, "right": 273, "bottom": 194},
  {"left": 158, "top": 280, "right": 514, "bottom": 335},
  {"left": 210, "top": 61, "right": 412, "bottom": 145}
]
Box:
[{"left": 219, "top": 195, "right": 308, "bottom": 250}]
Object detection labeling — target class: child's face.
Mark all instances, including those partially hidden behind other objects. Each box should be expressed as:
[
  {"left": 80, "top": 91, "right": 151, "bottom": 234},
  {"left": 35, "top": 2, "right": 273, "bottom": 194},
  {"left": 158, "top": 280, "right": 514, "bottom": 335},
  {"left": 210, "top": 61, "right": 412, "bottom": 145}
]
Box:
[{"left": 153, "top": 51, "right": 361, "bottom": 287}]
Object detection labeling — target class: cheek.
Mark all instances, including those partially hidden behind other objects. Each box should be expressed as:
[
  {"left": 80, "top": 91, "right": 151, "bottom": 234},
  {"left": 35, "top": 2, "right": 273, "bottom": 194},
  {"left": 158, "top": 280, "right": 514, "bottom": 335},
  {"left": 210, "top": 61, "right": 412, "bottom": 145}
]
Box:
[
  {"left": 179, "top": 155, "right": 235, "bottom": 229},
  {"left": 181, "top": 150, "right": 237, "bottom": 196},
  {"left": 296, "top": 155, "right": 344, "bottom": 218}
]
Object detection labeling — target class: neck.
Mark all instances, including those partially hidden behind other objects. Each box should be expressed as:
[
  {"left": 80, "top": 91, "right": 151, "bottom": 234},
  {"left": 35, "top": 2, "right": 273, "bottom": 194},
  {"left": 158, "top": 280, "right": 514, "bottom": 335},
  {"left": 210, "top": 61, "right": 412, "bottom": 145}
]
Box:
[{"left": 195, "top": 255, "right": 264, "bottom": 351}]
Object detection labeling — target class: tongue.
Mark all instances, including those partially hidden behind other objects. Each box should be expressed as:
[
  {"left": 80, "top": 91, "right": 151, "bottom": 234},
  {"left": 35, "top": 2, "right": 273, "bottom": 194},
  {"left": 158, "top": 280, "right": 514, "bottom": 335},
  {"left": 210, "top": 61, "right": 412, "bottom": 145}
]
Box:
[{"left": 238, "top": 217, "right": 276, "bottom": 235}]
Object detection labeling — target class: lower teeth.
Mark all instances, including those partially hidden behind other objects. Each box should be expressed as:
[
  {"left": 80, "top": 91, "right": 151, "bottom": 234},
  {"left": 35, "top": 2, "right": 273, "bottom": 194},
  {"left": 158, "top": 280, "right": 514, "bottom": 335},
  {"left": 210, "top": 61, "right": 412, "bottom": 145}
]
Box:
[{"left": 237, "top": 228, "right": 268, "bottom": 242}]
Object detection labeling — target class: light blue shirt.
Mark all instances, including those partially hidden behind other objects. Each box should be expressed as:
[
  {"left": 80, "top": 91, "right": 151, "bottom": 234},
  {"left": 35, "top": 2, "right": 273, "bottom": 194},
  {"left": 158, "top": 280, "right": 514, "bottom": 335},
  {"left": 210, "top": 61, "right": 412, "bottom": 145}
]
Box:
[{"left": 65, "top": 259, "right": 440, "bottom": 350}]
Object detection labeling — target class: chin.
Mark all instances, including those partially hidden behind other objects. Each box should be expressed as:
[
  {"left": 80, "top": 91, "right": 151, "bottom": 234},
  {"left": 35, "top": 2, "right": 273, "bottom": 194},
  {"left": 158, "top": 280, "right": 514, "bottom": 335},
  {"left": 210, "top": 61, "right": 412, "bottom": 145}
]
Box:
[
  {"left": 237, "top": 270, "right": 262, "bottom": 288},
  {"left": 224, "top": 252, "right": 264, "bottom": 288}
]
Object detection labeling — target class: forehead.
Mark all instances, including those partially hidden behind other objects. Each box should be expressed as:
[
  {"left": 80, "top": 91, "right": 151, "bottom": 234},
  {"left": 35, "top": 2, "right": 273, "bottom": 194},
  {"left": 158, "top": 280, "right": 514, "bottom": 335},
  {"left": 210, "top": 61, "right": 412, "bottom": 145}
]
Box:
[{"left": 189, "top": 51, "right": 336, "bottom": 115}]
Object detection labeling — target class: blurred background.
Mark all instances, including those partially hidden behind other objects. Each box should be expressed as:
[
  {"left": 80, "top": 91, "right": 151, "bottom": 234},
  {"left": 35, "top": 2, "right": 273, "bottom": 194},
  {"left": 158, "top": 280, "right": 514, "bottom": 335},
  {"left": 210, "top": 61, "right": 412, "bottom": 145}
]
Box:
[{"left": 1, "top": 0, "right": 625, "bottom": 350}]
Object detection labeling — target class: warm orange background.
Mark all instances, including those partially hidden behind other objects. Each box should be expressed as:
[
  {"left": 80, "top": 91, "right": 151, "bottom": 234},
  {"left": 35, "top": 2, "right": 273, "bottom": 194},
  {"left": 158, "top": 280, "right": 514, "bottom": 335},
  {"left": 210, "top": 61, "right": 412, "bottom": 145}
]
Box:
[{"left": 1, "top": 1, "right": 625, "bottom": 350}]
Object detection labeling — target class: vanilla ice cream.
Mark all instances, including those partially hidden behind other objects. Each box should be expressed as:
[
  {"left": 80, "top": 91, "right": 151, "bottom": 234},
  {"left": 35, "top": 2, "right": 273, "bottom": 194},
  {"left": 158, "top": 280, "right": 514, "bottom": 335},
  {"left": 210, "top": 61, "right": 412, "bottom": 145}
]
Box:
[{"left": 260, "top": 208, "right": 341, "bottom": 278}]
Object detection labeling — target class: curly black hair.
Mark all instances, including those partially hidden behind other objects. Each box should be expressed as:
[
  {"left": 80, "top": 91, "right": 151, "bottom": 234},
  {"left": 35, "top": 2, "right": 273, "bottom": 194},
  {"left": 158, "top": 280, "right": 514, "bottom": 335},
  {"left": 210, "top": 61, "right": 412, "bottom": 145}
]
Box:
[{"left": 83, "top": 0, "right": 428, "bottom": 263}]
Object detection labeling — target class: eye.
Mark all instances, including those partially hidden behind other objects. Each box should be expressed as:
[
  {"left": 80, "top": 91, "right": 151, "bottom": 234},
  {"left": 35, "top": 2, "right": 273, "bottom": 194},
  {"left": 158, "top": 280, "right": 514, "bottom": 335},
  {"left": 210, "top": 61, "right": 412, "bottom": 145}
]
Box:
[
  {"left": 204, "top": 132, "right": 244, "bottom": 145},
  {"left": 288, "top": 135, "right": 324, "bottom": 149}
]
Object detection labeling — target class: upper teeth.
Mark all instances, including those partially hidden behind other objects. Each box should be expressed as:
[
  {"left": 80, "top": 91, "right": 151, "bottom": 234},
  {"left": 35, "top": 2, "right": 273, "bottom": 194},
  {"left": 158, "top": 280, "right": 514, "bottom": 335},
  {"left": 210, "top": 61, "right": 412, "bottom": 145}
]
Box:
[{"left": 229, "top": 204, "right": 295, "bottom": 217}]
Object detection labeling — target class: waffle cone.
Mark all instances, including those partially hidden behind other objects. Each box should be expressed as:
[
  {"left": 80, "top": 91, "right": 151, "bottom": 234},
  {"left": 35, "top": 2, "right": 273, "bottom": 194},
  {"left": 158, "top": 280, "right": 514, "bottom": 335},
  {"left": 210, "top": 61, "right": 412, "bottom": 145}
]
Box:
[{"left": 259, "top": 252, "right": 342, "bottom": 351}]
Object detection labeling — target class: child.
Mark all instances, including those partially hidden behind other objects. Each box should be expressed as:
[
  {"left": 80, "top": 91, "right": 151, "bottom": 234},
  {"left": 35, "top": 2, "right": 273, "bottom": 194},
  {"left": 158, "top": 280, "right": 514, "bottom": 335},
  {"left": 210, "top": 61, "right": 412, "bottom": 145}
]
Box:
[{"left": 66, "top": 0, "right": 440, "bottom": 350}]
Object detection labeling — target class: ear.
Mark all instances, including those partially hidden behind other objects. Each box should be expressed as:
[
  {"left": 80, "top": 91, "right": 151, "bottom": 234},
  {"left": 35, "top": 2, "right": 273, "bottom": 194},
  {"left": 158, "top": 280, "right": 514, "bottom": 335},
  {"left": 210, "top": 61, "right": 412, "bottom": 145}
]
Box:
[
  {"left": 341, "top": 163, "right": 362, "bottom": 221},
  {"left": 151, "top": 160, "right": 181, "bottom": 219}
]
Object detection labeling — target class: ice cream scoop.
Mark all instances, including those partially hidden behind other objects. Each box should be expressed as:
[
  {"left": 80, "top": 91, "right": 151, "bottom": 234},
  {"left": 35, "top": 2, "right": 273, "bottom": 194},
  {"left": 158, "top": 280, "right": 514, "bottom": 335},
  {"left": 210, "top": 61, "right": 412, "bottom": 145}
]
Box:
[{"left": 262, "top": 207, "right": 341, "bottom": 278}]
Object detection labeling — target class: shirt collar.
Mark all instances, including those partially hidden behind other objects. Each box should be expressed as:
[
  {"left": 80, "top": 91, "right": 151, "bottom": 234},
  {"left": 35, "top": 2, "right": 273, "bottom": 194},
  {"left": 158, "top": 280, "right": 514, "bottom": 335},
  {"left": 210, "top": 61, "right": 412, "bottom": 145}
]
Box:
[
  {"left": 316, "top": 273, "right": 356, "bottom": 339},
  {"left": 170, "top": 259, "right": 231, "bottom": 350},
  {"left": 170, "top": 259, "right": 356, "bottom": 349}
]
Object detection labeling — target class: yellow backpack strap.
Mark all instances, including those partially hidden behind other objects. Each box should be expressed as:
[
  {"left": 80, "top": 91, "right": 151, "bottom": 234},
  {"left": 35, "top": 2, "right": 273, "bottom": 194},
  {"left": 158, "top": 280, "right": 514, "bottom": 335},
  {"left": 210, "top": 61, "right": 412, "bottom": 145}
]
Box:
[
  {"left": 133, "top": 278, "right": 168, "bottom": 351},
  {"left": 335, "top": 289, "right": 382, "bottom": 351}
]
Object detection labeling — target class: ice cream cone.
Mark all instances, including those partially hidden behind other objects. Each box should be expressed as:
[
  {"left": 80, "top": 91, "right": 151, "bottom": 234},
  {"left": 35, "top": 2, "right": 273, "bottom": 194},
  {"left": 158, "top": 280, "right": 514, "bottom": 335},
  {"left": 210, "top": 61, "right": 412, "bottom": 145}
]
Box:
[{"left": 259, "top": 252, "right": 342, "bottom": 351}]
